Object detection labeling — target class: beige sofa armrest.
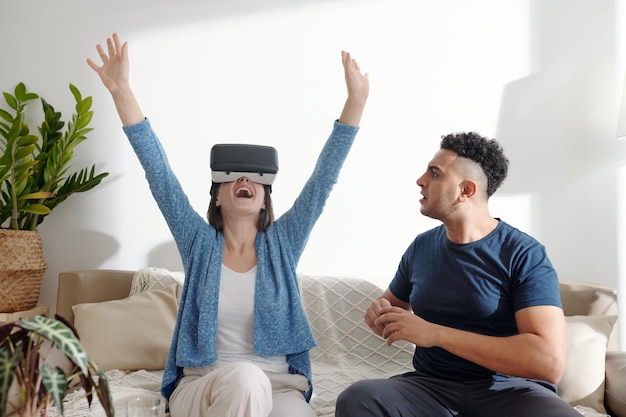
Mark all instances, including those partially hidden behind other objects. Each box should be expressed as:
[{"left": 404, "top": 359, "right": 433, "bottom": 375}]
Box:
[
  {"left": 606, "top": 351, "right": 626, "bottom": 417},
  {"left": 56, "top": 269, "right": 135, "bottom": 325}
]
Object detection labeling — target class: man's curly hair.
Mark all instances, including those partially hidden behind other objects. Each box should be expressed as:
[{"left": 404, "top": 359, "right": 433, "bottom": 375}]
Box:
[{"left": 440, "top": 132, "right": 509, "bottom": 197}]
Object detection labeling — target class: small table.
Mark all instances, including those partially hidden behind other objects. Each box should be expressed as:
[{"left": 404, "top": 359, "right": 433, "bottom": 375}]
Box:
[{"left": 0, "top": 305, "right": 49, "bottom": 324}]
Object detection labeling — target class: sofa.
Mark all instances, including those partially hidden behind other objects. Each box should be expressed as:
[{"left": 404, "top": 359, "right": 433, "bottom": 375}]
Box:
[{"left": 51, "top": 268, "right": 626, "bottom": 417}]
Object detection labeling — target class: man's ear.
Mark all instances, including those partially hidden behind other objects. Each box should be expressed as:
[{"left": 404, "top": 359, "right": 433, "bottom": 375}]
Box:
[{"left": 459, "top": 180, "right": 478, "bottom": 200}]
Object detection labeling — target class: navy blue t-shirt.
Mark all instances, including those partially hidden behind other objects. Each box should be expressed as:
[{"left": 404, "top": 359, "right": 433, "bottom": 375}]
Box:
[{"left": 389, "top": 220, "right": 562, "bottom": 381}]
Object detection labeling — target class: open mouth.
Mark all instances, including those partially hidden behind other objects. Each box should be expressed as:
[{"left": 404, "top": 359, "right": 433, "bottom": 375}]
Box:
[{"left": 235, "top": 187, "right": 253, "bottom": 198}]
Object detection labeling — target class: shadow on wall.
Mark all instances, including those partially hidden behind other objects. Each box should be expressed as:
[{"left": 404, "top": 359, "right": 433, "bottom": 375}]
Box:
[
  {"left": 497, "top": 0, "right": 620, "bottom": 194},
  {"left": 41, "top": 229, "right": 120, "bottom": 271},
  {"left": 39, "top": 227, "right": 120, "bottom": 313},
  {"left": 494, "top": 0, "right": 626, "bottom": 291},
  {"left": 147, "top": 241, "right": 184, "bottom": 272}
]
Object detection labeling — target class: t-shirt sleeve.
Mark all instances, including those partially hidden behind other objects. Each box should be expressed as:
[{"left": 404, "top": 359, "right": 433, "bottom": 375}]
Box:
[
  {"left": 511, "top": 241, "right": 562, "bottom": 311},
  {"left": 388, "top": 242, "right": 416, "bottom": 303}
]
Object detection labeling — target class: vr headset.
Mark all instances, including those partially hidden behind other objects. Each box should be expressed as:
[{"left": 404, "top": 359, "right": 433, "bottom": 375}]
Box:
[{"left": 210, "top": 144, "right": 278, "bottom": 186}]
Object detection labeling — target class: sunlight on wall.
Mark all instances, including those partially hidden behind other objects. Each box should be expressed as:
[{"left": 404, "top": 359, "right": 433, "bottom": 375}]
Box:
[
  {"left": 613, "top": 0, "right": 626, "bottom": 350},
  {"left": 618, "top": 164, "right": 626, "bottom": 349},
  {"left": 103, "top": 0, "right": 532, "bottom": 286},
  {"left": 490, "top": 193, "right": 537, "bottom": 236}
]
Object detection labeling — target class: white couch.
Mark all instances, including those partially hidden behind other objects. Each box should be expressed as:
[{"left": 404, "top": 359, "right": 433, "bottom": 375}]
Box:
[{"left": 53, "top": 269, "right": 626, "bottom": 417}]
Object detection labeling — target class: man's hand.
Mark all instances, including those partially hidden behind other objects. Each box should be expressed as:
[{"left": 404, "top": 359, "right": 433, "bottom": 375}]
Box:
[
  {"left": 375, "top": 307, "right": 437, "bottom": 347},
  {"left": 364, "top": 297, "right": 392, "bottom": 337}
]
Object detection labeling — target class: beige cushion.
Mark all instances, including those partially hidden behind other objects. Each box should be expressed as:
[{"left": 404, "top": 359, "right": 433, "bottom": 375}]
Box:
[
  {"left": 72, "top": 284, "right": 178, "bottom": 371},
  {"left": 605, "top": 351, "right": 626, "bottom": 417},
  {"left": 559, "top": 282, "right": 619, "bottom": 351},
  {"left": 558, "top": 315, "right": 617, "bottom": 413}
]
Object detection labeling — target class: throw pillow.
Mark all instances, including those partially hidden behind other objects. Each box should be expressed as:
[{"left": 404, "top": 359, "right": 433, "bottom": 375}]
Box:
[
  {"left": 558, "top": 315, "right": 617, "bottom": 413},
  {"left": 129, "top": 266, "right": 184, "bottom": 296},
  {"left": 72, "top": 284, "right": 179, "bottom": 371}
]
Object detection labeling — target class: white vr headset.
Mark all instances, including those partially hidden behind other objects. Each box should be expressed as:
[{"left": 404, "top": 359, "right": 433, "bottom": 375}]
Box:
[{"left": 210, "top": 144, "right": 278, "bottom": 186}]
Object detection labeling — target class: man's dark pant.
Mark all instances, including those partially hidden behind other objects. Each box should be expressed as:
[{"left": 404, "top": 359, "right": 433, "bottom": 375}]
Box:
[{"left": 335, "top": 372, "right": 582, "bottom": 417}]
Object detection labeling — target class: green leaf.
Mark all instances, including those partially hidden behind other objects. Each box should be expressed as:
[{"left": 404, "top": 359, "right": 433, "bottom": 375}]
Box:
[
  {"left": 18, "top": 316, "right": 89, "bottom": 375},
  {"left": 13, "top": 83, "right": 38, "bottom": 103},
  {"left": 0, "top": 344, "right": 21, "bottom": 417},
  {"left": 17, "top": 134, "right": 38, "bottom": 146},
  {"left": 1, "top": 315, "right": 115, "bottom": 417},
  {"left": 14, "top": 144, "right": 36, "bottom": 160},
  {"left": 13, "top": 177, "right": 29, "bottom": 196},
  {"left": 5, "top": 113, "right": 22, "bottom": 140},
  {"left": 0, "top": 109, "right": 12, "bottom": 124},
  {"left": 75, "top": 112, "right": 94, "bottom": 131},
  {"left": 2, "top": 92, "right": 17, "bottom": 111},
  {"left": 69, "top": 83, "right": 81, "bottom": 102},
  {"left": 41, "top": 365, "right": 68, "bottom": 416},
  {"left": 21, "top": 191, "right": 55, "bottom": 200},
  {"left": 20, "top": 203, "right": 52, "bottom": 215},
  {"left": 91, "top": 363, "right": 115, "bottom": 417},
  {"left": 76, "top": 97, "right": 92, "bottom": 116},
  {"left": 14, "top": 82, "right": 27, "bottom": 100},
  {"left": 14, "top": 160, "right": 38, "bottom": 175},
  {"left": 24, "top": 93, "right": 38, "bottom": 101},
  {"left": 0, "top": 121, "right": 10, "bottom": 135}
]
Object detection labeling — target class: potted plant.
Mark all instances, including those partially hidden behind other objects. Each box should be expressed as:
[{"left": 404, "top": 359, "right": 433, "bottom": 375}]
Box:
[
  {"left": 0, "top": 82, "right": 109, "bottom": 312},
  {"left": 0, "top": 314, "right": 114, "bottom": 417}
]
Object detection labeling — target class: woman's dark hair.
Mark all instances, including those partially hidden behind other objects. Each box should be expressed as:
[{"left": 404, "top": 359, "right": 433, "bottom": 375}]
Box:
[
  {"left": 440, "top": 132, "right": 509, "bottom": 197},
  {"left": 207, "top": 182, "right": 275, "bottom": 232}
]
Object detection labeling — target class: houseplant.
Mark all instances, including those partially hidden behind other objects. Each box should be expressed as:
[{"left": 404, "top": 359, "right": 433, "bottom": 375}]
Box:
[
  {"left": 0, "top": 314, "right": 114, "bottom": 417},
  {"left": 0, "top": 82, "right": 109, "bottom": 230},
  {"left": 0, "top": 82, "right": 109, "bottom": 312}
]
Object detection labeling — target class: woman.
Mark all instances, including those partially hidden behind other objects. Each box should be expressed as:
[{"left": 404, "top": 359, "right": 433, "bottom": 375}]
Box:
[{"left": 88, "top": 33, "right": 368, "bottom": 417}]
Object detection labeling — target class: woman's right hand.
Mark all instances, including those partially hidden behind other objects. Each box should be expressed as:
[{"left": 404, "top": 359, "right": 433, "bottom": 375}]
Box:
[
  {"left": 87, "top": 33, "right": 130, "bottom": 95},
  {"left": 338, "top": 50, "right": 369, "bottom": 127},
  {"left": 87, "top": 33, "right": 145, "bottom": 126}
]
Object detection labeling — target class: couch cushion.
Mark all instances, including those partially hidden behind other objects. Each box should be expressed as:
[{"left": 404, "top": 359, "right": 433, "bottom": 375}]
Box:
[
  {"left": 129, "top": 266, "right": 184, "bottom": 296},
  {"left": 72, "top": 284, "right": 179, "bottom": 371},
  {"left": 559, "top": 282, "right": 619, "bottom": 351},
  {"left": 558, "top": 315, "right": 617, "bottom": 413},
  {"left": 605, "top": 351, "right": 626, "bottom": 417}
]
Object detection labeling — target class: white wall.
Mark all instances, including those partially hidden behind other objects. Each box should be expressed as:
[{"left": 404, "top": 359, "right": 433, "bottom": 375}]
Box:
[{"left": 1, "top": 0, "right": 625, "bottom": 345}]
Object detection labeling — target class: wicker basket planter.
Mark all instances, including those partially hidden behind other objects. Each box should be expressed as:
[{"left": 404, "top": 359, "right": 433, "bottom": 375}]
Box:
[{"left": 0, "top": 229, "right": 48, "bottom": 313}]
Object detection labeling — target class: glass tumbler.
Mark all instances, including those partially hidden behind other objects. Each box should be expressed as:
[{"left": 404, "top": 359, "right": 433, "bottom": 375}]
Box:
[{"left": 126, "top": 395, "right": 166, "bottom": 417}]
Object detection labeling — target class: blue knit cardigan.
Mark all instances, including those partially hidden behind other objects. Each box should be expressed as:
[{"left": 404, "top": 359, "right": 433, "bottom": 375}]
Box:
[{"left": 122, "top": 119, "right": 358, "bottom": 401}]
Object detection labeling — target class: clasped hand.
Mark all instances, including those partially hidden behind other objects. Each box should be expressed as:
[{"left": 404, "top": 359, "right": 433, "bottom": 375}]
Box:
[{"left": 365, "top": 299, "right": 437, "bottom": 347}]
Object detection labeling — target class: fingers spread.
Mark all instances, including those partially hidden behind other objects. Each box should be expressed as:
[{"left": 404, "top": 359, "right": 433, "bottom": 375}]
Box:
[
  {"left": 113, "top": 32, "right": 122, "bottom": 50},
  {"left": 106, "top": 36, "right": 116, "bottom": 58}
]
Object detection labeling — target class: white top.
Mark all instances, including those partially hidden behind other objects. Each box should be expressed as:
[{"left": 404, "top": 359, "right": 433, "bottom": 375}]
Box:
[{"left": 212, "top": 264, "right": 289, "bottom": 373}]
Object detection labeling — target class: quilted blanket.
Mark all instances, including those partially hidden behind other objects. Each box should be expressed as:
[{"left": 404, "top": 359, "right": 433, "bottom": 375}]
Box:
[{"left": 301, "top": 275, "right": 414, "bottom": 416}]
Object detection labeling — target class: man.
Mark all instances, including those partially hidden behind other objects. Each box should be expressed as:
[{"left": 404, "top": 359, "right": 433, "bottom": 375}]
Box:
[{"left": 335, "top": 132, "right": 580, "bottom": 417}]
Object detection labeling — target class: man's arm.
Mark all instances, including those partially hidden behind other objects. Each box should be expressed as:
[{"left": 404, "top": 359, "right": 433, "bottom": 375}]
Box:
[{"left": 376, "top": 304, "right": 568, "bottom": 384}]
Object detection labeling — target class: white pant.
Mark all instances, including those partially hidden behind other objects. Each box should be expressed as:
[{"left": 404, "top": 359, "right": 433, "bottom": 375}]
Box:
[{"left": 168, "top": 362, "right": 317, "bottom": 417}]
